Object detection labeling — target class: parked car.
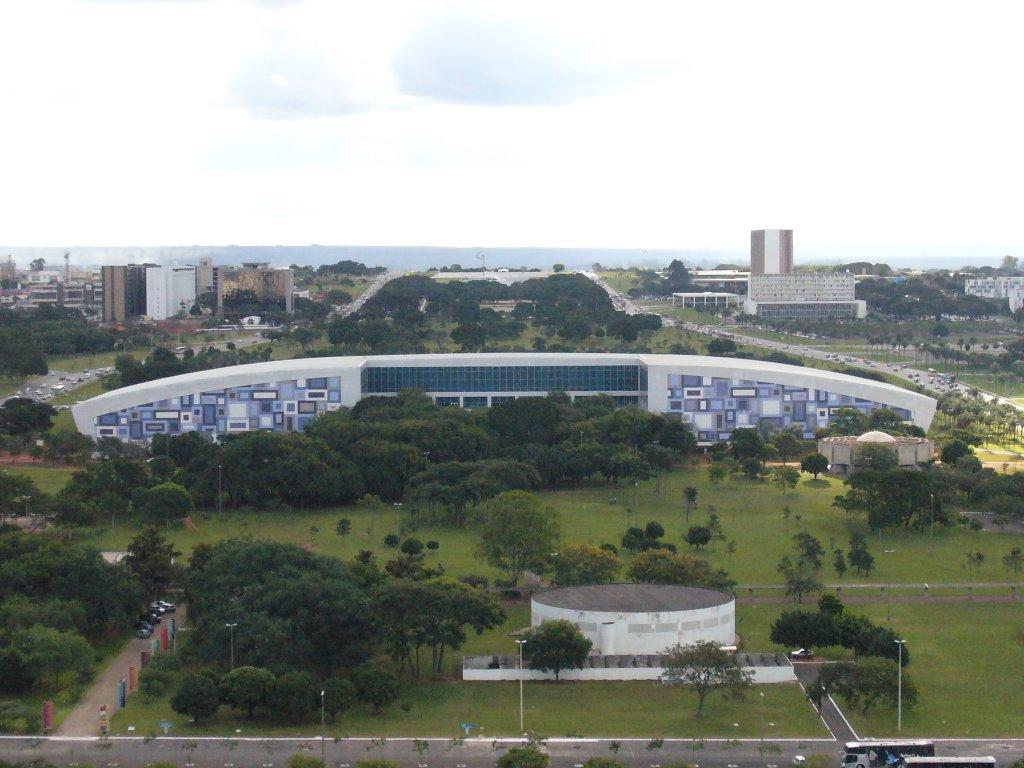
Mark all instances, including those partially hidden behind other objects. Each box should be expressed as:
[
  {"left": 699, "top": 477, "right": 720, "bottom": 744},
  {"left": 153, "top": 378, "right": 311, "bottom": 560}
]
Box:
[
  {"left": 133, "top": 620, "right": 154, "bottom": 632},
  {"left": 150, "top": 600, "right": 176, "bottom": 613},
  {"left": 135, "top": 626, "right": 153, "bottom": 639},
  {"left": 789, "top": 648, "right": 814, "bottom": 659}
]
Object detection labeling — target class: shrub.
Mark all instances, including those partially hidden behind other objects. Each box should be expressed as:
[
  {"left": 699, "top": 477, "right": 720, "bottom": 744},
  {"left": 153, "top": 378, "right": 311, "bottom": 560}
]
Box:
[
  {"left": 425, "top": 540, "right": 440, "bottom": 551},
  {"left": 383, "top": 534, "right": 400, "bottom": 548},
  {"left": 400, "top": 538, "right": 424, "bottom": 556}
]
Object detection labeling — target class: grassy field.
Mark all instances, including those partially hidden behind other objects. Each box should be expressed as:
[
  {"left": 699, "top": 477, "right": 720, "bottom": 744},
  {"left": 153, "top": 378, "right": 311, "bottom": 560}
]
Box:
[
  {"left": 57, "top": 464, "right": 1024, "bottom": 588},
  {"left": 2, "top": 465, "right": 78, "bottom": 494},
  {"left": 109, "top": 676, "right": 823, "bottom": 738}
]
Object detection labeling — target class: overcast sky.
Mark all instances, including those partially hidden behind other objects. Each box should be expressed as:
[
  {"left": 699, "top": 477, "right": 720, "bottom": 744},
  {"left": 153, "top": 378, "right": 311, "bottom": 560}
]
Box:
[{"left": 1, "top": 0, "right": 1022, "bottom": 260}]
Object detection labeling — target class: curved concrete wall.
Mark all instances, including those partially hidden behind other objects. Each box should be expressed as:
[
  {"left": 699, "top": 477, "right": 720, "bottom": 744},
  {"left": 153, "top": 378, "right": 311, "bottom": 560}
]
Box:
[{"left": 530, "top": 597, "right": 736, "bottom": 655}]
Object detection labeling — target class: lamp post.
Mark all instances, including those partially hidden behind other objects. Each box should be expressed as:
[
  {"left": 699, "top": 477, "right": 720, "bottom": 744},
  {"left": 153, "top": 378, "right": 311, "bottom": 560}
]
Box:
[
  {"left": 515, "top": 639, "right": 528, "bottom": 732},
  {"left": 225, "top": 622, "right": 238, "bottom": 671},
  {"left": 895, "top": 639, "right": 906, "bottom": 732},
  {"left": 217, "top": 464, "right": 223, "bottom": 516},
  {"left": 929, "top": 493, "right": 935, "bottom": 556},
  {"left": 759, "top": 691, "right": 765, "bottom": 766},
  {"left": 320, "top": 689, "right": 326, "bottom": 768}
]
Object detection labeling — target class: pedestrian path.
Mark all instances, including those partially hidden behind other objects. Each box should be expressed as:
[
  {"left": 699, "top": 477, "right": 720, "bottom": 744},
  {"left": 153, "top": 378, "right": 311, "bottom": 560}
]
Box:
[{"left": 55, "top": 606, "right": 187, "bottom": 736}]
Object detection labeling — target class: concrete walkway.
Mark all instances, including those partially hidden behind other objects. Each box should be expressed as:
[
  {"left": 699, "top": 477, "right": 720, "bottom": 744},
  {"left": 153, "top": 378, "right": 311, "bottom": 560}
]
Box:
[{"left": 55, "top": 606, "right": 187, "bottom": 736}]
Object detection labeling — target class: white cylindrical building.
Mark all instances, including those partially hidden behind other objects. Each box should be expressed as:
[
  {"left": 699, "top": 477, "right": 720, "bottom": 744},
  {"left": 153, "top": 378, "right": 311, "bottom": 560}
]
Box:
[{"left": 531, "top": 583, "right": 736, "bottom": 655}]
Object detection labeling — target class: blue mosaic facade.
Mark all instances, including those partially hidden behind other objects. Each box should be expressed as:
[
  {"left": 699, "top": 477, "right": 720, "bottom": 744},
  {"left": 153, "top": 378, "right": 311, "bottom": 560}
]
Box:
[
  {"left": 94, "top": 376, "right": 345, "bottom": 440},
  {"left": 666, "top": 373, "right": 910, "bottom": 443}
]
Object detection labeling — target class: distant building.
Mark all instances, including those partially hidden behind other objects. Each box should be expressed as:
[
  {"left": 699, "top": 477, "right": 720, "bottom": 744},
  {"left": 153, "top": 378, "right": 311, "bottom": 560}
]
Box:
[
  {"left": 146, "top": 266, "right": 197, "bottom": 320},
  {"left": 817, "top": 430, "right": 935, "bottom": 475},
  {"left": 964, "top": 276, "right": 1024, "bottom": 312},
  {"left": 0, "top": 256, "right": 16, "bottom": 285},
  {"left": 671, "top": 292, "right": 742, "bottom": 309},
  {"left": 102, "top": 264, "right": 152, "bottom": 322},
  {"left": 751, "top": 229, "right": 793, "bottom": 274},
  {"left": 744, "top": 272, "right": 866, "bottom": 320}
]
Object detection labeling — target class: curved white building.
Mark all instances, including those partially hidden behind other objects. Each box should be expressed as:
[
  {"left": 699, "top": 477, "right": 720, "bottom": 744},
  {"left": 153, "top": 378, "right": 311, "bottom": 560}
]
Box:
[
  {"left": 72, "top": 353, "right": 935, "bottom": 444},
  {"left": 531, "top": 584, "right": 736, "bottom": 654}
]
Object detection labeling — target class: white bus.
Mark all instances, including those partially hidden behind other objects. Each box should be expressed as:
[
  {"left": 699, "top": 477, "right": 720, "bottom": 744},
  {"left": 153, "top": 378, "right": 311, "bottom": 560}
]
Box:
[
  {"left": 902, "top": 759, "right": 995, "bottom": 768},
  {"left": 842, "top": 741, "right": 936, "bottom": 768}
]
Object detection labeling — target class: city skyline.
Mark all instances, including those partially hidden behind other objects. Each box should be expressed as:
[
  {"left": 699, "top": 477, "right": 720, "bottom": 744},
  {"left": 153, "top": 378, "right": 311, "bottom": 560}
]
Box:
[{"left": 1, "top": 1, "right": 1022, "bottom": 259}]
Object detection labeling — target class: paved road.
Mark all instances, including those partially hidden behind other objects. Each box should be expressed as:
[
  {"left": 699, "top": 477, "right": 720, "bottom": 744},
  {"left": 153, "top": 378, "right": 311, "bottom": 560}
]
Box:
[
  {"left": 56, "top": 607, "right": 187, "bottom": 737},
  {"left": 3, "top": 735, "right": 1023, "bottom": 768}
]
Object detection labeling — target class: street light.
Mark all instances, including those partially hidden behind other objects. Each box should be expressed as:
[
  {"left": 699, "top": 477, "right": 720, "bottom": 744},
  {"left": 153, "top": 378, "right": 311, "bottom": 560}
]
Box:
[
  {"left": 320, "top": 689, "right": 326, "bottom": 768},
  {"left": 929, "top": 493, "right": 935, "bottom": 556},
  {"left": 217, "top": 464, "right": 223, "bottom": 517},
  {"left": 759, "top": 691, "right": 765, "bottom": 766},
  {"left": 515, "top": 639, "right": 528, "bottom": 732},
  {"left": 895, "top": 639, "right": 907, "bottom": 731},
  {"left": 225, "top": 622, "right": 238, "bottom": 671}
]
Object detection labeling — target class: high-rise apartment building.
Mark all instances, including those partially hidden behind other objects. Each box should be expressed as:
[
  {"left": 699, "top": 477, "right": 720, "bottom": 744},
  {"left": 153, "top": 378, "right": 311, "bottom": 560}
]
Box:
[{"left": 751, "top": 229, "right": 794, "bottom": 274}]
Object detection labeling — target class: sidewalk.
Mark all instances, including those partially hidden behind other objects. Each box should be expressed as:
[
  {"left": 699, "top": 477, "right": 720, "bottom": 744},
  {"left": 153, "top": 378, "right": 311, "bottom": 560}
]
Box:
[{"left": 55, "top": 606, "right": 187, "bottom": 736}]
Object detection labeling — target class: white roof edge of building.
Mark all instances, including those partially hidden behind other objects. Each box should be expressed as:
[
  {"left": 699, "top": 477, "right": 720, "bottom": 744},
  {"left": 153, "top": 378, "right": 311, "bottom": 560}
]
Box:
[{"left": 72, "top": 353, "right": 936, "bottom": 433}]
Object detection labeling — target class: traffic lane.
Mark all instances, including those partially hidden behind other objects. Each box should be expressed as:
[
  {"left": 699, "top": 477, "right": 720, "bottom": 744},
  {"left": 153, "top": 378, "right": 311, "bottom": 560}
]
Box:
[{"left": 0, "top": 737, "right": 840, "bottom": 768}]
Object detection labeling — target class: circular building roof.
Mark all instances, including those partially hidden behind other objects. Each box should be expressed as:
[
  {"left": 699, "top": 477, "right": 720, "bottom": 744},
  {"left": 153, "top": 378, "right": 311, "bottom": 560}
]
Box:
[
  {"left": 533, "top": 583, "right": 733, "bottom": 613},
  {"left": 856, "top": 430, "right": 896, "bottom": 443}
]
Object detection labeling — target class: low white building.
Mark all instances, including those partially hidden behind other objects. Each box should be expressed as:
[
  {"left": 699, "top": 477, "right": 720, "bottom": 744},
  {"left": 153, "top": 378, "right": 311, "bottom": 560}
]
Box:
[{"left": 531, "top": 583, "right": 736, "bottom": 655}]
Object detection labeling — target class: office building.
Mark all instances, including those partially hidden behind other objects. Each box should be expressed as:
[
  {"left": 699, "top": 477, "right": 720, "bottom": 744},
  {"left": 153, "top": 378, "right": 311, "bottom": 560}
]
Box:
[
  {"left": 751, "top": 229, "right": 793, "bottom": 274},
  {"left": 72, "top": 352, "right": 935, "bottom": 445},
  {"left": 965, "top": 276, "right": 1024, "bottom": 312},
  {"left": 744, "top": 272, "right": 866, "bottom": 320},
  {"left": 102, "top": 264, "right": 151, "bottom": 322},
  {"left": 146, "top": 266, "right": 197, "bottom": 320}
]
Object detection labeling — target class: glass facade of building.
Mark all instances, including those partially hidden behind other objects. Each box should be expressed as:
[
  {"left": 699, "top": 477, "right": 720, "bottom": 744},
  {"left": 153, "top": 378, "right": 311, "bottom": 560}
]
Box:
[{"left": 361, "top": 365, "right": 646, "bottom": 395}]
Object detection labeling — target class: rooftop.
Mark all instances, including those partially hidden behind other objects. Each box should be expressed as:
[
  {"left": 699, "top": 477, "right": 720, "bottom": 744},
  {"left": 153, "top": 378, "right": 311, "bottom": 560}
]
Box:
[{"left": 533, "top": 583, "right": 733, "bottom": 613}]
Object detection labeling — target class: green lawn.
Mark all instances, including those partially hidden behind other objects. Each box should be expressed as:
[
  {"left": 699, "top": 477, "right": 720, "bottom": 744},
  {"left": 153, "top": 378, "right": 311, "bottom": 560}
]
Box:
[
  {"left": 72, "top": 465, "right": 1024, "bottom": 588},
  {"left": 110, "top": 678, "right": 822, "bottom": 738},
  {"left": 3, "top": 465, "right": 78, "bottom": 494}
]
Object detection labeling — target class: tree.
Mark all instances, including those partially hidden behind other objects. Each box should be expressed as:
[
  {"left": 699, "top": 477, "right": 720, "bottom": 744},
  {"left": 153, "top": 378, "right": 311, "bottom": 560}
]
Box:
[
  {"left": 124, "top": 526, "right": 181, "bottom": 603},
  {"left": 219, "top": 666, "right": 275, "bottom": 718},
  {"left": 4, "top": 626, "right": 93, "bottom": 688},
  {"left": 684, "top": 526, "right": 712, "bottom": 549},
  {"left": 707, "top": 462, "right": 729, "bottom": 484},
  {"left": 322, "top": 677, "right": 356, "bottom": 722},
  {"left": 171, "top": 674, "right": 220, "bottom": 724},
  {"left": 792, "top": 533, "right": 825, "bottom": 570},
  {"left": 771, "top": 466, "right": 801, "bottom": 492},
  {"left": 400, "top": 538, "right": 424, "bottom": 556},
  {"left": 496, "top": 746, "right": 549, "bottom": 768},
  {"left": 683, "top": 486, "right": 698, "bottom": 520},
  {"left": 772, "top": 430, "right": 802, "bottom": 464},
  {"left": 269, "top": 670, "right": 318, "bottom": 721},
  {"left": 353, "top": 663, "right": 400, "bottom": 713},
  {"left": 853, "top": 443, "right": 899, "bottom": 472},
  {"left": 336, "top": 518, "right": 352, "bottom": 538},
  {"left": 777, "top": 556, "right": 823, "bottom": 604},
  {"left": 552, "top": 543, "right": 621, "bottom": 586},
  {"left": 139, "top": 482, "right": 193, "bottom": 527},
  {"left": 525, "top": 619, "right": 593, "bottom": 680},
  {"left": 552, "top": 263, "right": 566, "bottom": 273},
  {"left": 848, "top": 533, "right": 875, "bottom": 576},
  {"left": 769, "top": 610, "right": 837, "bottom": 650},
  {"left": 837, "top": 657, "right": 917, "bottom": 715},
  {"left": 801, "top": 453, "right": 830, "bottom": 479},
  {"left": 941, "top": 440, "right": 972, "bottom": 465},
  {"left": 833, "top": 549, "right": 848, "bottom": 578},
  {"left": 729, "top": 428, "right": 767, "bottom": 462},
  {"left": 661, "top": 641, "right": 753, "bottom": 717},
  {"left": 627, "top": 549, "right": 734, "bottom": 590},
  {"left": 476, "top": 491, "right": 561, "bottom": 587},
  {"left": 1003, "top": 546, "right": 1024, "bottom": 576},
  {"left": 0, "top": 398, "right": 57, "bottom": 436}
]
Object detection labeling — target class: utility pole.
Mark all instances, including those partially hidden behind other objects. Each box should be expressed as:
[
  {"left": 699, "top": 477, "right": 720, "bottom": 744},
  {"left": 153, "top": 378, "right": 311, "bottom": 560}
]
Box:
[{"left": 896, "top": 639, "right": 906, "bottom": 731}]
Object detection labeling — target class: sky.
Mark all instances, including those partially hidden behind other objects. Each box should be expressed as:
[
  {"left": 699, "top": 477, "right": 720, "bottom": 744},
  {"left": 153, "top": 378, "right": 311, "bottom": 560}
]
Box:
[{"left": 1, "top": 0, "right": 1023, "bottom": 261}]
